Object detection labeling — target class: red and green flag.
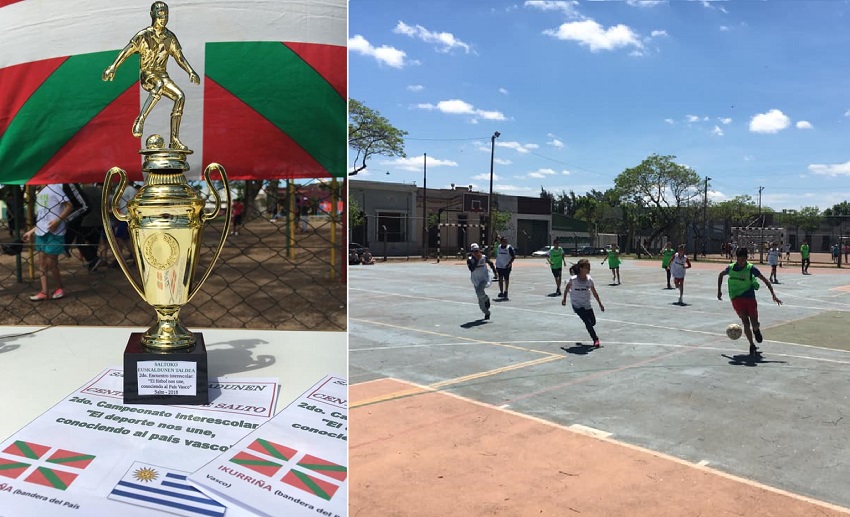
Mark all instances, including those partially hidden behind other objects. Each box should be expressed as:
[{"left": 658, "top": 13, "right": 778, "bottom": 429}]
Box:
[
  {"left": 0, "top": 0, "right": 346, "bottom": 185},
  {"left": 0, "top": 440, "right": 95, "bottom": 491}
]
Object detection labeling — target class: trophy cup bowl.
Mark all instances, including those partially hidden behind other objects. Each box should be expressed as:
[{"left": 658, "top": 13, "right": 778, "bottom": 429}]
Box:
[{"left": 103, "top": 138, "right": 230, "bottom": 405}]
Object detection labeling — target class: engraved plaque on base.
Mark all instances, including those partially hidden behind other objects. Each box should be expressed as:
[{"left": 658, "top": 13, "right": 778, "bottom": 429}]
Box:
[{"left": 123, "top": 333, "right": 209, "bottom": 405}]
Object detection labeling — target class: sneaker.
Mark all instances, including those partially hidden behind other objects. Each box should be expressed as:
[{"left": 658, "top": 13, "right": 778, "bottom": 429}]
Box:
[
  {"left": 555, "top": 290, "right": 561, "bottom": 296},
  {"left": 754, "top": 328, "right": 763, "bottom": 343},
  {"left": 29, "top": 292, "right": 48, "bottom": 301},
  {"left": 503, "top": 296, "right": 509, "bottom": 302},
  {"left": 749, "top": 344, "right": 760, "bottom": 356},
  {"left": 484, "top": 311, "right": 490, "bottom": 320},
  {"left": 51, "top": 288, "right": 65, "bottom": 300},
  {"left": 593, "top": 339, "right": 600, "bottom": 348},
  {"left": 497, "top": 292, "right": 505, "bottom": 298}
]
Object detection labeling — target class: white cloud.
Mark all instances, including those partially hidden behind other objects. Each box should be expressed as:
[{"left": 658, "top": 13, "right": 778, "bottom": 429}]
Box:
[
  {"left": 499, "top": 87, "right": 509, "bottom": 95},
  {"left": 528, "top": 168, "right": 557, "bottom": 179},
  {"left": 547, "top": 134, "right": 565, "bottom": 148},
  {"left": 701, "top": 0, "right": 729, "bottom": 14},
  {"left": 719, "top": 25, "right": 730, "bottom": 31},
  {"left": 650, "top": 30, "right": 668, "bottom": 37},
  {"left": 496, "top": 141, "right": 539, "bottom": 154},
  {"left": 381, "top": 156, "right": 458, "bottom": 172},
  {"left": 796, "top": 120, "right": 813, "bottom": 129},
  {"left": 494, "top": 158, "right": 513, "bottom": 166},
  {"left": 808, "top": 161, "right": 850, "bottom": 177},
  {"left": 415, "top": 98, "right": 507, "bottom": 121},
  {"left": 561, "top": 170, "right": 571, "bottom": 175},
  {"left": 471, "top": 173, "right": 499, "bottom": 181},
  {"left": 407, "top": 84, "right": 424, "bottom": 92},
  {"left": 686, "top": 114, "right": 701, "bottom": 123},
  {"left": 348, "top": 35, "right": 409, "bottom": 68},
  {"left": 664, "top": 118, "right": 675, "bottom": 125},
  {"left": 845, "top": 109, "right": 850, "bottom": 118},
  {"left": 394, "top": 21, "right": 473, "bottom": 54},
  {"left": 718, "top": 117, "right": 732, "bottom": 125},
  {"left": 524, "top": 1, "right": 582, "bottom": 18},
  {"left": 711, "top": 125, "right": 724, "bottom": 136},
  {"left": 749, "top": 109, "right": 790, "bottom": 133},
  {"left": 543, "top": 20, "right": 644, "bottom": 52},
  {"left": 627, "top": 0, "right": 666, "bottom": 6}
]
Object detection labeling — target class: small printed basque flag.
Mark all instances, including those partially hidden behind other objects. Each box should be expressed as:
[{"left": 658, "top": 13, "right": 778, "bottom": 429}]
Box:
[
  {"left": 108, "top": 462, "right": 225, "bottom": 517},
  {"left": 229, "top": 438, "right": 347, "bottom": 501},
  {"left": 0, "top": 440, "right": 95, "bottom": 491}
]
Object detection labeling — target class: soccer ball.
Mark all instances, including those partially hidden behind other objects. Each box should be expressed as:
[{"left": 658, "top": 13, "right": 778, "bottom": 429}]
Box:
[{"left": 726, "top": 323, "right": 743, "bottom": 340}]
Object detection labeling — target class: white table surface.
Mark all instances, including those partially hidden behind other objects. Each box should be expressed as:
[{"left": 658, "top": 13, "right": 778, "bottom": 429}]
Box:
[{"left": 0, "top": 325, "right": 347, "bottom": 441}]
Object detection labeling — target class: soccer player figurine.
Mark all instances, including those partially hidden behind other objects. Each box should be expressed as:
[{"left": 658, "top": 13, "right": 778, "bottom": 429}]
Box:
[{"left": 102, "top": 1, "right": 200, "bottom": 151}]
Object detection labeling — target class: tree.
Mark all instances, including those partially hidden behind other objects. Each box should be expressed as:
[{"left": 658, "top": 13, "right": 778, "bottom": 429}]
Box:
[
  {"left": 349, "top": 194, "right": 365, "bottom": 228},
  {"left": 348, "top": 99, "right": 407, "bottom": 176},
  {"left": 613, "top": 154, "right": 702, "bottom": 244}
]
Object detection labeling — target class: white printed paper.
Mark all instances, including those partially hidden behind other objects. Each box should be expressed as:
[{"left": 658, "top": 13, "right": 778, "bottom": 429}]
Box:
[
  {"left": 189, "top": 374, "right": 348, "bottom": 517},
  {"left": 0, "top": 367, "right": 278, "bottom": 516},
  {"left": 136, "top": 361, "right": 198, "bottom": 396}
]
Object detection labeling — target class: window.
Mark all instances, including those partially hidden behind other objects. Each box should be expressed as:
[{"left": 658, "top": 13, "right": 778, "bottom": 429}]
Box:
[{"left": 376, "top": 212, "right": 406, "bottom": 242}]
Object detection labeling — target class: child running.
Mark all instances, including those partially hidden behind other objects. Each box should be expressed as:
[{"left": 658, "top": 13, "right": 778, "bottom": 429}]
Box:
[
  {"left": 670, "top": 244, "right": 692, "bottom": 305},
  {"left": 562, "top": 258, "right": 605, "bottom": 347},
  {"left": 717, "top": 247, "right": 782, "bottom": 356},
  {"left": 601, "top": 244, "right": 621, "bottom": 284}
]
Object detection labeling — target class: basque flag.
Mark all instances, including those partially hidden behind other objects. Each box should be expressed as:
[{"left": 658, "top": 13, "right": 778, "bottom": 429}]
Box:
[
  {"left": 0, "top": 440, "right": 95, "bottom": 491},
  {"left": 108, "top": 462, "right": 225, "bottom": 517},
  {"left": 228, "top": 437, "right": 347, "bottom": 501}
]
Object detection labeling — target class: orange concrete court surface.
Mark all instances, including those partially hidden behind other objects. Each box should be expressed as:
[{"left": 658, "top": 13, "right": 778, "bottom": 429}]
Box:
[{"left": 351, "top": 378, "right": 849, "bottom": 516}]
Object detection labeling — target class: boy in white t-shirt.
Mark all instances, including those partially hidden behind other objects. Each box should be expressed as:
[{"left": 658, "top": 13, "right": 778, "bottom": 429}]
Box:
[
  {"left": 561, "top": 258, "right": 605, "bottom": 347},
  {"left": 22, "top": 184, "right": 72, "bottom": 301}
]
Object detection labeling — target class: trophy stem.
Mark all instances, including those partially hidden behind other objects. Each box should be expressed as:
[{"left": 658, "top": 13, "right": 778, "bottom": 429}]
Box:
[{"left": 142, "top": 306, "right": 196, "bottom": 351}]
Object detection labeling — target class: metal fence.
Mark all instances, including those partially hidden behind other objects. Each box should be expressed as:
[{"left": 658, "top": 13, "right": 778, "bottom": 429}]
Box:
[{"left": 0, "top": 179, "right": 346, "bottom": 331}]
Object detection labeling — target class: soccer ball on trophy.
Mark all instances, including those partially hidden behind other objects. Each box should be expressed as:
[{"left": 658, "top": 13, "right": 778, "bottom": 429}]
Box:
[{"left": 726, "top": 323, "right": 743, "bottom": 340}]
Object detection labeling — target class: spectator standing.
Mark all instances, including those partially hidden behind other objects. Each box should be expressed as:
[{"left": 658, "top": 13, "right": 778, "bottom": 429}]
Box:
[
  {"left": 231, "top": 198, "right": 244, "bottom": 236},
  {"left": 22, "top": 184, "right": 72, "bottom": 301}
]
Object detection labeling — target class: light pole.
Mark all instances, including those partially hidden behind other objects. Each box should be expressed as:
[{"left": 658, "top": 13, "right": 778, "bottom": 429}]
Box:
[
  {"left": 758, "top": 186, "right": 764, "bottom": 263},
  {"left": 422, "top": 153, "right": 427, "bottom": 260},
  {"left": 487, "top": 131, "right": 500, "bottom": 246},
  {"left": 703, "top": 176, "right": 711, "bottom": 258}
]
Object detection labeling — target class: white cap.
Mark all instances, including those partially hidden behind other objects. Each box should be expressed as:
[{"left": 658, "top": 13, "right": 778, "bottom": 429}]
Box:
[{"left": 470, "top": 243, "right": 480, "bottom": 251}]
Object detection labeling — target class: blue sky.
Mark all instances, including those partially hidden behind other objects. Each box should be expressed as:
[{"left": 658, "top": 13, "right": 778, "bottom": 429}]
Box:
[{"left": 348, "top": 0, "right": 850, "bottom": 212}]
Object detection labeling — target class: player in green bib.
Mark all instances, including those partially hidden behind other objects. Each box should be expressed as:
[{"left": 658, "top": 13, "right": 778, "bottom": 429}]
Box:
[
  {"left": 660, "top": 242, "right": 674, "bottom": 289},
  {"left": 601, "top": 244, "right": 621, "bottom": 284},
  {"left": 547, "top": 238, "right": 565, "bottom": 296},
  {"left": 717, "top": 247, "right": 782, "bottom": 356},
  {"left": 800, "top": 240, "right": 811, "bottom": 275}
]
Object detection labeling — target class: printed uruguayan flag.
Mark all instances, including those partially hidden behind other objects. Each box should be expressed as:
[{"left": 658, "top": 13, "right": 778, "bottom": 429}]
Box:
[{"left": 108, "top": 462, "right": 226, "bottom": 517}]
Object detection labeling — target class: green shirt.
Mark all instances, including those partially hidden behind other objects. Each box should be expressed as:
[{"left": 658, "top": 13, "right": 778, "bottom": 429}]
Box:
[
  {"left": 661, "top": 248, "right": 674, "bottom": 268},
  {"left": 548, "top": 246, "right": 564, "bottom": 269},
  {"left": 801, "top": 244, "right": 810, "bottom": 259}
]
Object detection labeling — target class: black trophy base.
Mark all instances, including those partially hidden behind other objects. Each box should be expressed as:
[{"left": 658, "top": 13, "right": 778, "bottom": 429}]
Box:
[{"left": 123, "top": 333, "right": 209, "bottom": 405}]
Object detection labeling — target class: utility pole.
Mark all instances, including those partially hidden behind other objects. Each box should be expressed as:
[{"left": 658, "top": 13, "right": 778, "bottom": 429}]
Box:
[
  {"left": 422, "top": 153, "right": 427, "bottom": 260},
  {"left": 487, "top": 131, "right": 500, "bottom": 246},
  {"left": 703, "top": 177, "right": 711, "bottom": 259},
  {"left": 758, "top": 186, "right": 764, "bottom": 263}
]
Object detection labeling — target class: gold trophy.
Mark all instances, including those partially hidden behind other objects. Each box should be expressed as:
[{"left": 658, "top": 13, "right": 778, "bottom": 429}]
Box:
[{"left": 102, "top": 2, "right": 230, "bottom": 405}]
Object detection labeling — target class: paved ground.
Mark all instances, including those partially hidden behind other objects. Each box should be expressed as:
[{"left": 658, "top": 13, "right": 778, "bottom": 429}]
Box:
[{"left": 349, "top": 255, "right": 850, "bottom": 516}]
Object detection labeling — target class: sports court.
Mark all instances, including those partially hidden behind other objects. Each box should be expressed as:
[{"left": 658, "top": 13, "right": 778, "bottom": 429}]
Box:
[{"left": 349, "top": 255, "right": 850, "bottom": 515}]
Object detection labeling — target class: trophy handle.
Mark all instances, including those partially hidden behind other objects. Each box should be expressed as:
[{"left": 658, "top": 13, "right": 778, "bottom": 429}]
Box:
[
  {"left": 102, "top": 167, "right": 146, "bottom": 300},
  {"left": 187, "top": 163, "right": 232, "bottom": 303}
]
